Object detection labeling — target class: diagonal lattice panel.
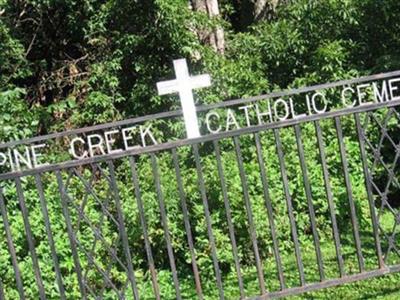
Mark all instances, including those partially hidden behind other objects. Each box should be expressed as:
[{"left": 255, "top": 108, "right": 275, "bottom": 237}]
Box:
[
  {"left": 61, "top": 163, "right": 133, "bottom": 299},
  {"left": 362, "top": 107, "right": 400, "bottom": 265}
]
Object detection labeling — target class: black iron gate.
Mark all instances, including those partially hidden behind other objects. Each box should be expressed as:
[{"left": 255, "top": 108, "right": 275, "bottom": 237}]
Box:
[{"left": 1, "top": 72, "right": 400, "bottom": 299}]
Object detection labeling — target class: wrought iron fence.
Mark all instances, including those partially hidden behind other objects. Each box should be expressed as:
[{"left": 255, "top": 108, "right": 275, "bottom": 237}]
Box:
[{"left": 1, "top": 72, "right": 400, "bottom": 299}]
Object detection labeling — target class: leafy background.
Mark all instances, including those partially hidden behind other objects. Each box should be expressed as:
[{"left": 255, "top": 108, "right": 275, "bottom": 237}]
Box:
[{"left": 1, "top": 0, "right": 400, "bottom": 299}]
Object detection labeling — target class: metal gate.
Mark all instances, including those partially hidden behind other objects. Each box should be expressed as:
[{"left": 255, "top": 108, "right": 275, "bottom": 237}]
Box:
[{"left": 1, "top": 71, "right": 400, "bottom": 299}]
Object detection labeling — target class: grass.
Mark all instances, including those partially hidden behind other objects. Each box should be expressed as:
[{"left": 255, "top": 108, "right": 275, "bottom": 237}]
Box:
[
  {"left": 218, "top": 228, "right": 400, "bottom": 300},
  {"left": 282, "top": 211, "right": 400, "bottom": 299},
  {"left": 290, "top": 273, "right": 400, "bottom": 299}
]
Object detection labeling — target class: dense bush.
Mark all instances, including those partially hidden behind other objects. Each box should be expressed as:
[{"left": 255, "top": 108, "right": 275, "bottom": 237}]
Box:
[{"left": 1, "top": 0, "right": 400, "bottom": 299}]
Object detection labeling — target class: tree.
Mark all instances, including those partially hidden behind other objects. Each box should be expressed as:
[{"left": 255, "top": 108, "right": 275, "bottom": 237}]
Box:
[
  {"left": 190, "top": 0, "right": 225, "bottom": 53},
  {"left": 253, "top": 0, "right": 279, "bottom": 21},
  {"left": 229, "top": 0, "right": 290, "bottom": 31}
]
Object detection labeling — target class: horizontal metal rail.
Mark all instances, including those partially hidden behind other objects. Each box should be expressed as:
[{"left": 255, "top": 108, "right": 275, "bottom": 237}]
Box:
[
  {"left": 251, "top": 265, "right": 400, "bottom": 300},
  {"left": 1, "top": 69, "right": 399, "bottom": 150},
  {"left": 1, "top": 98, "right": 399, "bottom": 180}
]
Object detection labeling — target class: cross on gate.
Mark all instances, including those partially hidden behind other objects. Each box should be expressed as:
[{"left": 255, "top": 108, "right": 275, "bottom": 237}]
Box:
[{"left": 157, "top": 59, "right": 211, "bottom": 139}]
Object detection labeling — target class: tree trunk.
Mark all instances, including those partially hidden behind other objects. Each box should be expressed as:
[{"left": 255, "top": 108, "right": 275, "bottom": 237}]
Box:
[
  {"left": 190, "top": 0, "right": 225, "bottom": 54},
  {"left": 253, "top": 0, "right": 280, "bottom": 21}
]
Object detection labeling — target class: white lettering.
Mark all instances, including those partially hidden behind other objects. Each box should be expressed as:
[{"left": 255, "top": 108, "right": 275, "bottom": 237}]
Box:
[
  {"left": 88, "top": 134, "right": 106, "bottom": 157},
  {"left": 341, "top": 87, "right": 356, "bottom": 108},
  {"left": 13, "top": 148, "right": 32, "bottom": 170},
  {"left": 255, "top": 101, "right": 272, "bottom": 125},
  {"left": 238, "top": 105, "right": 253, "bottom": 127},
  {"left": 306, "top": 95, "right": 313, "bottom": 115},
  {"left": 70, "top": 137, "right": 88, "bottom": 159},
  {"left": 140, "top": 125, "right": 158, "bottom": 147},
  {"left": 31, "top": 144, "right": 48, "bottom": 168},
  {"left": 122, "top": 126, "right": 139, "bottom": 151},
  {"left": 206, "top": 111, "right": 222, "bottom": 134},
  {"left": 372, "top": 81, "right": 389, "bottom": 103},
  {"left": 389, "top": 78, "right": 400, "bottom": 101},
  {"left": 274, "top": 98, "right": 290, "bottom": 121},
  {"left": 357, "top": 83, "right": 371, "bottom": 105},
  {"left": 8, "top": 149, "right": 15, "bottom": 172},
  {"left": 104, "top": 130, "right": 122, "bottom": 154},
  {"left": 311, "top": 92, "right": 327, "bottom": 114},
  {"left": 0, "top": 152, "right": 6, "bottom": 166},
  {"left": 226, "top": 109, "right": 240, "bottom": 131},
  {"left": 289, "top": 98, "right": 306, "bottom": 119}
]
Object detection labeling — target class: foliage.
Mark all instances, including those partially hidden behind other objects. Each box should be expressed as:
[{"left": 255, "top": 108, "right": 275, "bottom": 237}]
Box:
[{"left": 1, "top": 0, "right": 400, "bottom": 299}]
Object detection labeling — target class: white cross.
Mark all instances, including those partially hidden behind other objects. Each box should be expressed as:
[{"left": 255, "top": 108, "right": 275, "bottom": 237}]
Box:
[{"left": 157, "top": 59, "right": 211, "bottom": 139}]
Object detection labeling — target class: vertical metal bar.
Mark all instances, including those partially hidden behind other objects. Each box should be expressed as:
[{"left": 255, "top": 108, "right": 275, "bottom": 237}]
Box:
[
  {"left": 107, "top": 161, "right": 140, "bottom": 300},
  {"left": 193, "top": 144, "right": 225, "bottom": 299},
  {"left": 150, "top": 154, "right": 182, "bottom": 300},
  {"left": 213, "top": 141, "right": 246, "bottom": 299},
  {"left": 233, "top": 136, "right": 266, "bottom": 294},
  {"left": 0, "top": 187, "right": 26, "bottom": 300},
  {"left": 274, "top": 129, "right": 306, "bottom": 286},
  {"left": 294, "top": 125, "right": 325, "bottom": 281},
  {"left": 172, "top": 149, "right": 204, "bottom": 300},
  {"left": 254, "top": 133, "right": 286, "bottom": 290},
  {"left": 14, "top": 177, "right": 47, "bottom": 300},
  {"left": 354, "top": 113, "right": 385, "bottom": 269},
  {"left": 56, "top": 170, "right": 87, "bottom": 299},
  {"left": 314, "top": 121, "right": 345, "bottom": 277},
  {"left": 129, "top": 156, "right": 161, "bottom": 300},
  {"left": 334, "top": 116, "right": 365, "bottom": 272},
  {"left": 34, "top": 174, "right": 67, "bottom": 299}
]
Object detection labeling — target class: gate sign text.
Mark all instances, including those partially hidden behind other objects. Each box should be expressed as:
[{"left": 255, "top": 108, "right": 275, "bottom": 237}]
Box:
[{"left": 1, "top": 59, "right": 400, "bottom": 174}]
